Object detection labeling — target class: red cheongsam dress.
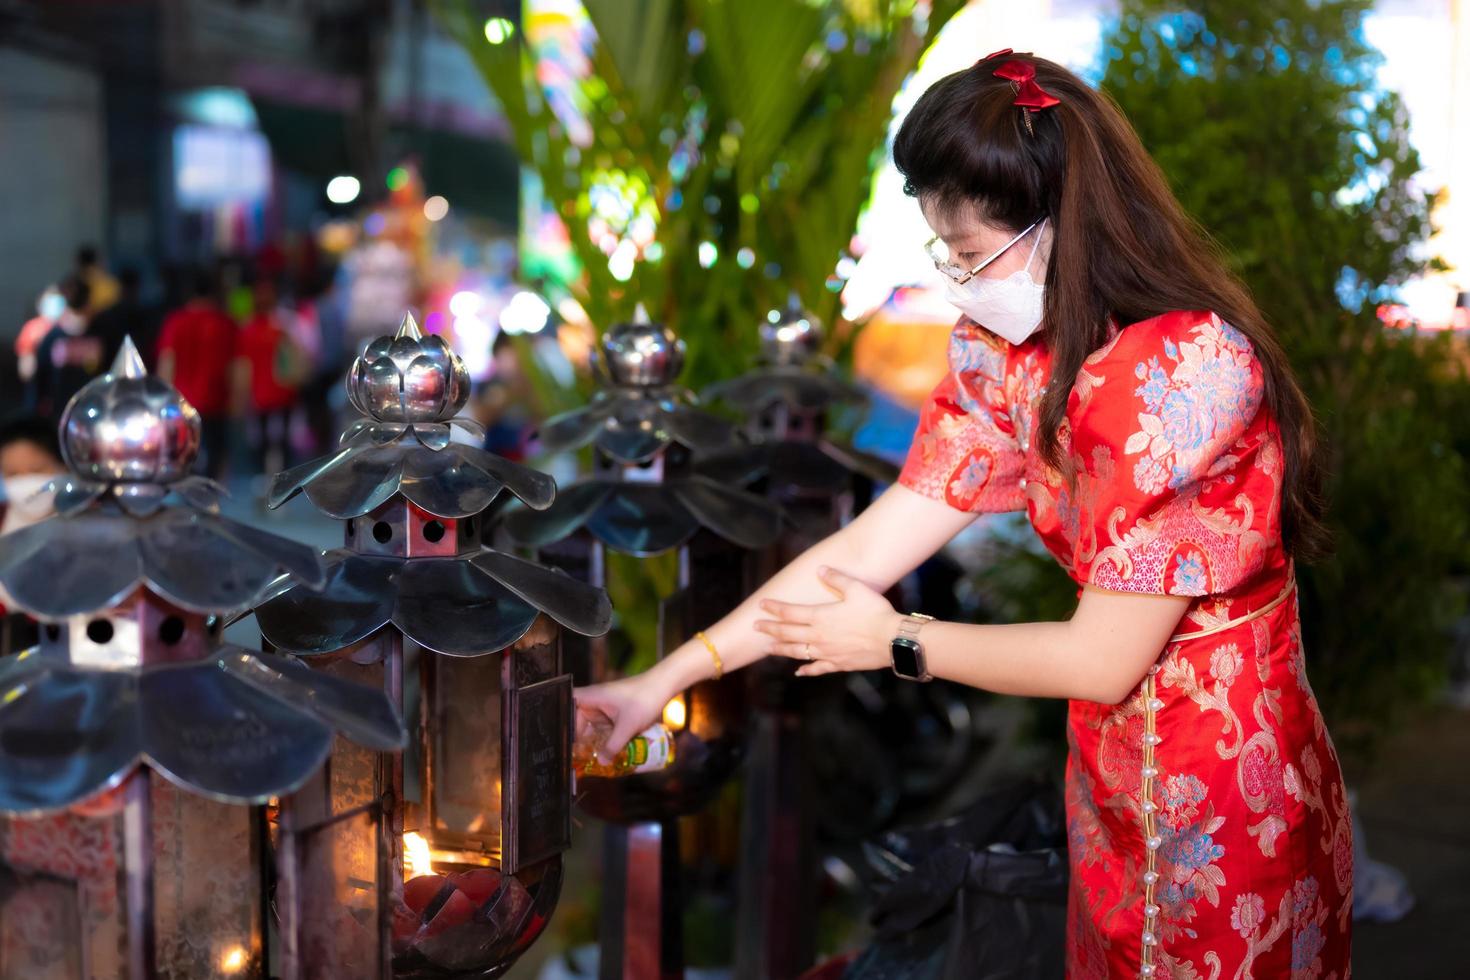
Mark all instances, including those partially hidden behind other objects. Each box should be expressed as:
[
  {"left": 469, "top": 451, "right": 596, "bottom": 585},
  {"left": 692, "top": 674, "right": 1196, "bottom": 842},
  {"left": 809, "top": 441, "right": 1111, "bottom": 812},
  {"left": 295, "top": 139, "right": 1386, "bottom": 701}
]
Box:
[{"left": 898, "top": 310, "right": 1352, "bottom": 979}]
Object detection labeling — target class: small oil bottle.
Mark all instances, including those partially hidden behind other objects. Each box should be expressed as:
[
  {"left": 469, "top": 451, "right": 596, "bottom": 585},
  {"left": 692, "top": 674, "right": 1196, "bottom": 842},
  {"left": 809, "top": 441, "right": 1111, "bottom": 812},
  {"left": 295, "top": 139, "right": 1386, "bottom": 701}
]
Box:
[{"left": 573, "top": 711, "right": 676, "bottom": 778}]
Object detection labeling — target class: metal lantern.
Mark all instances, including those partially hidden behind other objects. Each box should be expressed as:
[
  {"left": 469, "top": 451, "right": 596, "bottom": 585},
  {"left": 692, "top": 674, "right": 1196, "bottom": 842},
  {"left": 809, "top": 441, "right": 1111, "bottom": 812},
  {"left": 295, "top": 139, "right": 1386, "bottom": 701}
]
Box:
[
  {"left": 0, "top": 340, "right": 404, "bottom": 980},
  {"left": 250, "top": 313, "right": 612, "bottom": 979},
  {"left": 702, "top": 299, "right": 898, "bottom": 524},
  {"left": 500, "top": 314, "right": 784, "bottom": 980},
  {"left": 704, "top": 303, "right": 901, "bottom": 980}
]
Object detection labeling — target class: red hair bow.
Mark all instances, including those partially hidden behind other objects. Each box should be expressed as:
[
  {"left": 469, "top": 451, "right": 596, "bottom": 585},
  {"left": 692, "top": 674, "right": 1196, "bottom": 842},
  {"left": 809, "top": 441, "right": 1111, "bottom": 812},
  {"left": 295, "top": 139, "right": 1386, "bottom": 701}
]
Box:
[{"left": 981, "top": 47, "right": 1061, "bottom": 113}]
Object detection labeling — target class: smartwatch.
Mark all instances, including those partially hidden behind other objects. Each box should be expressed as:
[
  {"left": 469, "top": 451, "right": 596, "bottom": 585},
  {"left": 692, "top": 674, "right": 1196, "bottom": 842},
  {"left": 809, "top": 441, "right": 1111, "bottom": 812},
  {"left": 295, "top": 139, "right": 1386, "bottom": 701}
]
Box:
[{"left": 890, "top": 612, "right": 935, "bottom": 682}]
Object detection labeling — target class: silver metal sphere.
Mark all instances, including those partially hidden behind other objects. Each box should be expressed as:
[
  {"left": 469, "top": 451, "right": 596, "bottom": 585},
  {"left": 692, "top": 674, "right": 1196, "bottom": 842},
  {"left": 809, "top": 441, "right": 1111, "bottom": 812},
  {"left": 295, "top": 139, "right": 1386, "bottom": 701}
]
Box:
[
  {"left": 759, "top": 304, "right": 823, "bottom": 365},
  {"left": 61, "top": 337, "right": 202, "bottom": 484},
  {"left": 347, "top": 312, "right": 470, "bottom": 423},
  {"left": 599, "top": 316, "right": 685, "bottom": 388}
]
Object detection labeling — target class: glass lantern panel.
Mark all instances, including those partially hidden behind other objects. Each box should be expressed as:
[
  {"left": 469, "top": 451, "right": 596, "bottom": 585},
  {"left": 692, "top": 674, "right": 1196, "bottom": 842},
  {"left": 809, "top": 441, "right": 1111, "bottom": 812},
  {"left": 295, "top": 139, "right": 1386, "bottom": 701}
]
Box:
[
  {"left": 426, "top": 653, "right": 503, "bottom": 863},
  {"left": 151, "top": 779, "right": 262, "bottom": 979},
  {"left": 0, "top": 809, "right": 127, "bottom": 979},
  {"left": 287, "top": 651, "right": 392, "bottom": 980}
]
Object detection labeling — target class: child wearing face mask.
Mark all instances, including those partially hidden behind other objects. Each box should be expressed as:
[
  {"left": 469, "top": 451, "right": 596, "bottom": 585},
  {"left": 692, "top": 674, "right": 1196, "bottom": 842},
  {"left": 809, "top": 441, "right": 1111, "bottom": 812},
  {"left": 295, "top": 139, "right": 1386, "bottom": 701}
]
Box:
[
  {"left": 0, "top": 415, "right": 66, "bottom": 654},
  {"left": 0, "top": 415, "right": 65, "bottom": 535}
]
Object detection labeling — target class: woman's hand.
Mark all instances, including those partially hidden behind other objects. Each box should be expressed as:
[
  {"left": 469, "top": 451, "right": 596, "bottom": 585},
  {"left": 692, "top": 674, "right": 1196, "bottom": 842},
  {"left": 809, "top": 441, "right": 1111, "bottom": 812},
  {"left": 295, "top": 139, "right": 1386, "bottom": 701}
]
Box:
[
  {"left": 574, "top": 672, "right": 675, "bottom": 763},
  {"left": 754, "top": 566, "right": 902, "bottom": 677}
]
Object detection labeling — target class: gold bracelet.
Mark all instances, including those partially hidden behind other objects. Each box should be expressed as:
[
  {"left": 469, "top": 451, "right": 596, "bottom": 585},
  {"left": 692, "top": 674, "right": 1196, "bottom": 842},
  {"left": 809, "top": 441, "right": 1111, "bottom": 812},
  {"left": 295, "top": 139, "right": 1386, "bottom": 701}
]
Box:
[{"left": 695, "top": 630, "right": 723, "bottom": 680}]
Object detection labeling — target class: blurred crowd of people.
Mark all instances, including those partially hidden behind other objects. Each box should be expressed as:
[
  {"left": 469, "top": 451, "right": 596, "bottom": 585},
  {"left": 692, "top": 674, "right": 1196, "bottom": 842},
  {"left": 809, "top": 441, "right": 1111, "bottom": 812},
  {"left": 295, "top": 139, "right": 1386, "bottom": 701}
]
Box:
[
  {"left": 10, "top": 243, "right": 350, "bottom": 481},
  {"left": 4, "top": 242, "right": 543, "bottom": 506}
]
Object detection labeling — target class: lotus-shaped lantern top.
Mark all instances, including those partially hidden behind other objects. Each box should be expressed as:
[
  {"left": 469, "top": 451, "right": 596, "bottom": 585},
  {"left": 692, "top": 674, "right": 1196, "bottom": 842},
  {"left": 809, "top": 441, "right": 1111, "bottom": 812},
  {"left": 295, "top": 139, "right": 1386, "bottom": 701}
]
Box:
[
  {"left": 59, "top": 339, "right": 202, "bottom": 496},
  {"left": 537, "top": 313, "right": 737, "bottom": 464},
  {"left": 703, "top": 301, "right": 866, "bottom": 416},
  {"left": 269, "top": 311, "right": 561, "bottom": 519},
  {"left": 596, "top": 314, "right": 686, "bottom": 388},
  {"left": 758, "top": 301, "right": 823, "bottom": 366},
  {"left": 348, "top": 312, "right": 470, "bottom": 425}
]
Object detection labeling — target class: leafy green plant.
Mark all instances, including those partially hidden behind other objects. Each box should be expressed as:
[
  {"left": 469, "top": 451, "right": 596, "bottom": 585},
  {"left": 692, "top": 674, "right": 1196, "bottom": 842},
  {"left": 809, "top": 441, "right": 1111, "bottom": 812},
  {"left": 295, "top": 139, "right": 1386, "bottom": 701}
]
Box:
[
  {"left": 992, "top": 0, "right": 1468, "bottom": 755},
  {"left": 437, "top": 0, "right": 964, "bottom": 387}
]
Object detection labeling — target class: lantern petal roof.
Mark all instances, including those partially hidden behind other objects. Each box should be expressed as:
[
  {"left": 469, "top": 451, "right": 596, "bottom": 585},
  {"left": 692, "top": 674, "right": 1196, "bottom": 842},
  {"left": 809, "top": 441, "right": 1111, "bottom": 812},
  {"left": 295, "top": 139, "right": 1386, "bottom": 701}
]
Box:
[
  {"left": 500, "top": 476, "right": 784, "bottom": 557},
  {"left": 268, "top": 434, "right": 555, "bottom": 520},
  {"left": 0, "top": 646, "right": 405, "bottom": 816},
  {"left": 702, "top": 363, "right": 867, "bottom": 415},
  {"left": 253, "top": 550, "right": 612, "bottom": 657},
  {"left": 0, "top": 505, "right": 325, "bottom": 619},
  {"left": 536, "top": 388, "right": 738, "bottom": 464}
]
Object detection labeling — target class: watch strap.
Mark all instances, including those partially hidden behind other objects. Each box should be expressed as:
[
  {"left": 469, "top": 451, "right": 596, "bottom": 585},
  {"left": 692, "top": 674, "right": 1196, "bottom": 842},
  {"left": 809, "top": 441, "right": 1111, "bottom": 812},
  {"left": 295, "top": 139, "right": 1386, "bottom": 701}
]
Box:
[{"left": 896, "top": 612, "right": 934, "bottom": 642}]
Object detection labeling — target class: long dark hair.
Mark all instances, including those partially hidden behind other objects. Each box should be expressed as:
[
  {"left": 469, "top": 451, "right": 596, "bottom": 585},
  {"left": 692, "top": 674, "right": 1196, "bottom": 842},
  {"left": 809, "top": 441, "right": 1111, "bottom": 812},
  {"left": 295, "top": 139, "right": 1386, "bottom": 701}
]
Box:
[{"left": 892, "top": 52, "right": 1327, "bottom": 561}]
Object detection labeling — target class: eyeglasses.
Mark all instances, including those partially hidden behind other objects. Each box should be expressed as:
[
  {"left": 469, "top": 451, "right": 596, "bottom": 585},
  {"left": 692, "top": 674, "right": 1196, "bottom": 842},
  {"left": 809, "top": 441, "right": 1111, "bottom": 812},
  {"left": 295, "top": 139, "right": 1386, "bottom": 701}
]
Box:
[{"left": 924, "top": 219, "right": 1043, "bottom": 286}]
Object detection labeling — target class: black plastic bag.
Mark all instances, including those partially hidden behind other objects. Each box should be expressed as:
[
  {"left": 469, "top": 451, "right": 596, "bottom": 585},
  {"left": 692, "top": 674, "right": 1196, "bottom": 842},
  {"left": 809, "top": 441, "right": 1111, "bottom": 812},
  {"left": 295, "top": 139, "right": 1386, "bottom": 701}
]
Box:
[{"left": 843, "top": 780, "right": 1069, "bottom": 980}]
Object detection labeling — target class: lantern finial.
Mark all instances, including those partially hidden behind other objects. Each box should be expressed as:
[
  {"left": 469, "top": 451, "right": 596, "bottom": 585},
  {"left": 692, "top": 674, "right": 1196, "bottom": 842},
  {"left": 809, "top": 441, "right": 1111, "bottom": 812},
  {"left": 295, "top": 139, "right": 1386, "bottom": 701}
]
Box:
[
  {"left": 396, "top": 310, "right": 424, "bottom": 341},
  {"left": 112, "top": 335, "right": 147, "bottom": 379}
]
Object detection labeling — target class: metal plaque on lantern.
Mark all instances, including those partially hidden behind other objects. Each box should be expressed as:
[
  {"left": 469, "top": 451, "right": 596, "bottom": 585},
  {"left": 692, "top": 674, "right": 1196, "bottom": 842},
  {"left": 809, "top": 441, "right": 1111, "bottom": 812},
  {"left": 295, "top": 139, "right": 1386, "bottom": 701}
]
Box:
[
  {"left": 250, "top": 313, "right": 613, "bottom": 979},
  {"left": 500, "top": 313, "right": 784, "bottom": 980},
  {"left": 0, "top": 340, "right": 404, "bottom": 980}
]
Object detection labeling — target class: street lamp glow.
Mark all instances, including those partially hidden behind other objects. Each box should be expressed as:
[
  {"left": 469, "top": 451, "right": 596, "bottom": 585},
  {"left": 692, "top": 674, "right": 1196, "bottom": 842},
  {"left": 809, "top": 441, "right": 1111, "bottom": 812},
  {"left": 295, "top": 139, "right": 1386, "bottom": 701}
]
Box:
[
  {"left": 449, "top": 290, "right": 483, "bottom": 319},
  {"left": 325, "top": 175, "right": 360, "bottom": 205},
  {"left": 423, "top": 195, "right": 449, "bottom": 221},
  {"left": 500, "top": 291, "right": 551, "bottom": 335},
  {"left": 484, "top": 17, "right": 515, "bottom": 44}
]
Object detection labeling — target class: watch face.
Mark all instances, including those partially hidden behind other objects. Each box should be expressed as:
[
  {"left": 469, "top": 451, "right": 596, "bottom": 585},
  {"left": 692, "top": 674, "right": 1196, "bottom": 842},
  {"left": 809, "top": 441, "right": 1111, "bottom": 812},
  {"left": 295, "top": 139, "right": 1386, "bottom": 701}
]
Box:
[{"left": 890, "top": 637, "right": 923, "bottom": 679}]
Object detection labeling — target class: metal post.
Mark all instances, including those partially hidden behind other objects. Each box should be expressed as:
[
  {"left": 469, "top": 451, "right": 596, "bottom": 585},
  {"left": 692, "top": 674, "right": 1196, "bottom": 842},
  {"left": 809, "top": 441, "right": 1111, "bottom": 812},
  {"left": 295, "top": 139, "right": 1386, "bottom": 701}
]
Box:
[
  {"left": 600, "top": 820, "right": 683, "bottom": 980},
  {"left": 734, "top": 712, "right": 816, "bottom": 979},
  {"left": 378, "top": 631, "right": 405, "bottom": 980},
  {"left": 275, "top": 793, "right": 303, "bottom": 980},
  {"left": 122, "top": 770, "right": 156, "bottom": 980}
]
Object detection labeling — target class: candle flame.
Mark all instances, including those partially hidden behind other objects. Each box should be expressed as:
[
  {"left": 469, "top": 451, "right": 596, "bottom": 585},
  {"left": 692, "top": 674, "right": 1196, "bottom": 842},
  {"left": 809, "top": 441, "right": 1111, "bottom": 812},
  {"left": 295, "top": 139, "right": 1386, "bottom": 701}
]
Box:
[
  {"left": 404, "top": 831, "right": 433, "bottom": 879},
  {"left": 220, "top": 947, "right": 247, "bottom": 973},
  {"left": 662, "top": 696, "right": 687, "bottom": 731}
]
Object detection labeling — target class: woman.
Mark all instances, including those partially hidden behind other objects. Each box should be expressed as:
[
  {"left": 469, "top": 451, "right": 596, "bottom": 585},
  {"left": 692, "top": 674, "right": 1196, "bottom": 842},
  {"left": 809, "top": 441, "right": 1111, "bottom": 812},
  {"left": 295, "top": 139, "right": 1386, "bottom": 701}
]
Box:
[{"left": 579, "top": 51, "right": 1351, "bottom": 978}]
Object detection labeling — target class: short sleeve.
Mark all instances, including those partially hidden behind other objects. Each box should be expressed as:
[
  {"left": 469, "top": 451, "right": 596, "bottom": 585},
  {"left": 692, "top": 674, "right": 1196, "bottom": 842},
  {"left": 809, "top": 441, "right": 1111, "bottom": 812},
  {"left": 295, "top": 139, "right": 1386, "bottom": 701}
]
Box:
[
  {"left": 1067, "top": 311, "right": 1276, "bottom": 597},
  {"left": 898, "top": 319, "right": 1027, "bottom": 514}
]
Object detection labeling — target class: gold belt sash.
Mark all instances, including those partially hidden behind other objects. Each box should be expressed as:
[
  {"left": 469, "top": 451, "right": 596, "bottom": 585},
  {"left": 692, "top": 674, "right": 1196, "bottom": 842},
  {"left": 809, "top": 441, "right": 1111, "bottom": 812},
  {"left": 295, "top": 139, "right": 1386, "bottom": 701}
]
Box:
[{"left": 1169, "top": 574, "right": 1297, "bottom": 643}]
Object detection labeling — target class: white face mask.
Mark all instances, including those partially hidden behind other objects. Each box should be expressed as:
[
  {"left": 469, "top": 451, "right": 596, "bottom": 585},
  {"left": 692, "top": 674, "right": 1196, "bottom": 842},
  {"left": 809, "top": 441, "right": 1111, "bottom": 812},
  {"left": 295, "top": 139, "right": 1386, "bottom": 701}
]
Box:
[
  {"left": 0, "top": 473, "right": 57, "bottom": 534},
  {"left": 942, "top": 222, "right": 1047, "bottom": 345},
  {"left": 38, "top": 290, "right": 65, "bottom": 321}
]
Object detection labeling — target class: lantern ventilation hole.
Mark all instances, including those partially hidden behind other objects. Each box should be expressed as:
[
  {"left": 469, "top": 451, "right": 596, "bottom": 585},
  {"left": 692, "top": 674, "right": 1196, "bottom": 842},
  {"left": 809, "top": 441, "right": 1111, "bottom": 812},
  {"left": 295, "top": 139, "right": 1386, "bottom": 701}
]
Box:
[
  {"left": 86, "top": 619, "right": 114, "bottom": 644},
  {"left": 346, "top": 518, "right": 356, "bottom": 536},
  {"left": 423, "top": 520, "right": 446, "bottom": 543},
  {"left": 373, "top": 521, "right": 393, "bottom": 543},
  {"left": 159, "top": 616, "right": 186, "bottom": 646},
  {"left": 44, "top": 624, "right": 60, "bottom": 642}
]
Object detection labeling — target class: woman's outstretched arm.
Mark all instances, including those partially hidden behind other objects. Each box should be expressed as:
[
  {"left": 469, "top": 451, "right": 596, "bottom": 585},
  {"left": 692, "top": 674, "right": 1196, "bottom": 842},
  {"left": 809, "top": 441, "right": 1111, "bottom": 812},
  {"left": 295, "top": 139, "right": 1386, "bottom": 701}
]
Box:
[
  {"left": 576, "top": 484, "right": 979, "bottom": 754},
  {"left": 757, "top": 572, "right": 1191, "bottom": 704}
]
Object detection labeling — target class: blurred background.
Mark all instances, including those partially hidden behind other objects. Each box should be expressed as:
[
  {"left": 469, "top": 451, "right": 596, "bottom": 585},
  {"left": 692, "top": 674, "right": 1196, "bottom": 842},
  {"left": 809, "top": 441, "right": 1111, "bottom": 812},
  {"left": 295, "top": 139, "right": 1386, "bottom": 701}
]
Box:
[{"left": 0, "top": 0, "right": 1466, "bottom": 975}]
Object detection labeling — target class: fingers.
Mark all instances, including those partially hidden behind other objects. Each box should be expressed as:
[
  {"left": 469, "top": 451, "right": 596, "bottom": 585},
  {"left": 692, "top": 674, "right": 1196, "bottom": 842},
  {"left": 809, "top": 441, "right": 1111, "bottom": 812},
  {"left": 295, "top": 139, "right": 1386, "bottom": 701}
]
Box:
[
  {"left": 794, "top": 660, "right": 840, "bottom": 677},
  {"left": 758, "top": 599, "right": 818, "bottom": 625},
  {"left": 753, "top": 619, "right": 818, "bottom": 643},
  {"left": 817, "top": 565, "right": 853, "bottom": 598},
  {"left": 602, "top": 721, "right": 642, "bottom": 763}
]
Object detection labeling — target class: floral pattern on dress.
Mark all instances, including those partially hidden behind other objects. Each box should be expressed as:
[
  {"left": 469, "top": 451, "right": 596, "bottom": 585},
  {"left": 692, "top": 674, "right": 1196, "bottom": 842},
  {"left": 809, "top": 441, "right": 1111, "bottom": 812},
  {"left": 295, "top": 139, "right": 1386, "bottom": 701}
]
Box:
[
  {"left": 898, "top": 318, "right": 1036, "bottom": 515},
  {"left": 900, "top": 310, "right": 1351, "bottom": 978}
]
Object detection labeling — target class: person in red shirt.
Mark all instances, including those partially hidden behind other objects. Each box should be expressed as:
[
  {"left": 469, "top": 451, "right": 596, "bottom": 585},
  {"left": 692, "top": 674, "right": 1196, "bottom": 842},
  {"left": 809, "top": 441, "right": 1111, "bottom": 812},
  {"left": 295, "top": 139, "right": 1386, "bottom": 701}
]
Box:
[
  {"left": 233, "top": 277, "right": 309, "bottom": 475},
  {"left": 157, "top": 270, "right": 237, "bottom": 479}
]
